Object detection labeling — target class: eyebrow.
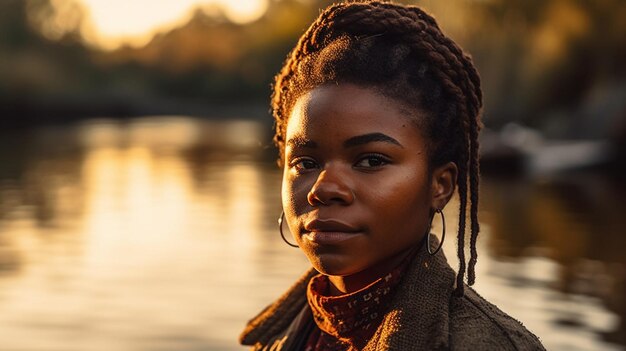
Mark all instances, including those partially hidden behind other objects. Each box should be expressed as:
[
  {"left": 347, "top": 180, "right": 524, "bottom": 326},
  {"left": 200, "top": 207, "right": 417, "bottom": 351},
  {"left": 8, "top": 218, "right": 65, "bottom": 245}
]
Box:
[
  {"left": 344, "top": 133, "right": 403, "bottom": 148},
  {"left": 286, "top": 132, "right": 403, "bottom": 149}
]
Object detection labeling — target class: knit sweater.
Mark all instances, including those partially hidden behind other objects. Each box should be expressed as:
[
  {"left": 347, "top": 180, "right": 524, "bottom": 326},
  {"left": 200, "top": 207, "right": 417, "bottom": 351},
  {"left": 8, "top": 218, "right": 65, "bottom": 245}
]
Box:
[{"left": 239, "top": 237, "right": 545, "bottom": 350}]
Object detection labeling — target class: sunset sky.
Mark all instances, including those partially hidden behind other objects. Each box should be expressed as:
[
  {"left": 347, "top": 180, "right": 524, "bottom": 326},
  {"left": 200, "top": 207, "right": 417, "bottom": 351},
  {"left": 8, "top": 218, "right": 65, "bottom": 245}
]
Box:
[{"left": 75, "top": 0, "right": 269, "bottom": 49}]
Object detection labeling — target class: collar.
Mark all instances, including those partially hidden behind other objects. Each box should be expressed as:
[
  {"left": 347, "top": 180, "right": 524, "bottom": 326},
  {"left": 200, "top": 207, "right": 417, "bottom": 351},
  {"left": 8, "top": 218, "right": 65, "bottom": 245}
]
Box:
[{"left": 363, "top": 238, "right": 455, "bottom": 350}]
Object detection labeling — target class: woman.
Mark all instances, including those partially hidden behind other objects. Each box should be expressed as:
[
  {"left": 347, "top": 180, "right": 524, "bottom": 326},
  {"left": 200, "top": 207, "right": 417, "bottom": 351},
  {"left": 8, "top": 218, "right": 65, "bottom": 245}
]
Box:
[{"left": 240, "top": 2, "right": 545, "bottom": 350}]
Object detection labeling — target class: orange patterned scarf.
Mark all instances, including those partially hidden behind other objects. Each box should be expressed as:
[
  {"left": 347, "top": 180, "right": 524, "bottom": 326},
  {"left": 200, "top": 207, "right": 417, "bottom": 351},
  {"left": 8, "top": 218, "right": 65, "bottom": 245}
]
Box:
[{"left": 305, "top": 256, "right": 413, "bottom": 350}]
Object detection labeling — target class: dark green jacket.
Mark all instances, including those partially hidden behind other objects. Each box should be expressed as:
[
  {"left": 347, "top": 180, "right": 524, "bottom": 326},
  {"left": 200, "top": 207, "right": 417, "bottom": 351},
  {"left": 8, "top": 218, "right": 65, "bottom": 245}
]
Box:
[{"left": 240, "top": 240, "right": 545, "bottom": 350}]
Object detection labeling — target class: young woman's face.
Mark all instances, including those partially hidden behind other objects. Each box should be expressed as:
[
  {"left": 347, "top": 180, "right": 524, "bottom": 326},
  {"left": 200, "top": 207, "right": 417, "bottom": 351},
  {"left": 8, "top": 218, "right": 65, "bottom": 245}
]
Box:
[{"left": 282, "top": 83, "right": 442, "bottom": 277}]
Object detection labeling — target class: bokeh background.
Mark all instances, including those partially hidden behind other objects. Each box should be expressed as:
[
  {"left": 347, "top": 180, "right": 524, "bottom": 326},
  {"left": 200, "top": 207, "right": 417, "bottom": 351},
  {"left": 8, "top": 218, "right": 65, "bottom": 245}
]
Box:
[{"left": 0, "top": 0, "right": 625, "bottom": 350}]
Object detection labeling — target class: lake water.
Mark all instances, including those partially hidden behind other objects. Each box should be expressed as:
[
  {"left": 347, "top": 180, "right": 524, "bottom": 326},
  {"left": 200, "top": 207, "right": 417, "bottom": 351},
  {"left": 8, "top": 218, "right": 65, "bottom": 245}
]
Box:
[{"left": 0, "top": 116, "right": 624, "bottom": 350}]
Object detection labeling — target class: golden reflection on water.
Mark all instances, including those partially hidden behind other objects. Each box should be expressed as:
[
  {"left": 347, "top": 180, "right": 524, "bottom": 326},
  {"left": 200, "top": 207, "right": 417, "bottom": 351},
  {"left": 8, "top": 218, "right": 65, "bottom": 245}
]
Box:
[
  {"left": 225, "top": 164, "right": 262, "bottom": 251},
  {"left": 0, "top": 117, "right": 623, "bottom": 350},
  {"left": 82, "top": 146, "right": 193, "bottom": 273}
]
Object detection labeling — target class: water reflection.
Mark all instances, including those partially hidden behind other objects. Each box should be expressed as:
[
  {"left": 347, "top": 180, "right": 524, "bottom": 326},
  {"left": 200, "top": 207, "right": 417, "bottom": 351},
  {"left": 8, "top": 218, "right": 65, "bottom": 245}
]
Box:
[
  {"left": 481, "top": 174, "right": 626, "bottom": 349},
  {"left": 0, "top": 117, "right": 623, "bottom": 350}
]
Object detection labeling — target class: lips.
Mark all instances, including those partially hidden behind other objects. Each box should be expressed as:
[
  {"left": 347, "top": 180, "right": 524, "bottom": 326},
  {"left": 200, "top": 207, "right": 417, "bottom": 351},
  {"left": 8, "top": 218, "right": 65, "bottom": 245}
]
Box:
[{"left": 303, "top": 219, "right": 362, "bottom": 245}]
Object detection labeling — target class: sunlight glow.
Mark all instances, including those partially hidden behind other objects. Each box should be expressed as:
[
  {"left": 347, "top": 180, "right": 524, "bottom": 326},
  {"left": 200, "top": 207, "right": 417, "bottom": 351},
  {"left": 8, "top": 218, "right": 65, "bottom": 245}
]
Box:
[{"left": 76, "top": 0, "right": 268, "bottom": 49}]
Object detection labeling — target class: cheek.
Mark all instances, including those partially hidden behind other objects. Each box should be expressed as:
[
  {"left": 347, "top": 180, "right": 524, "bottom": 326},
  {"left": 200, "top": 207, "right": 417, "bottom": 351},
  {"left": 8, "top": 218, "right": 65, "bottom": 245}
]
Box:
[
  {"left": 370, "top": 174, "right": 432, "bottom": 228},
  {"left": 281, "top": 171, "right": 311, "bottom": 216},
  {"left": 377, "top": 170, "right": 430, "bottom": 203},
  {"left": 280, "top": 169, "right": 290, "bottom": 209},
  {"left": 281, "top": 171, "right": 300, "bottom": 238}
]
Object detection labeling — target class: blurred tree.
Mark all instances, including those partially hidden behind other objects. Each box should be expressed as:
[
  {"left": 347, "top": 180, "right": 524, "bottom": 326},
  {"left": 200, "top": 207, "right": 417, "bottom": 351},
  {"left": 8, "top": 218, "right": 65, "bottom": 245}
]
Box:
[
  {"left": 0, "top": 0, "right": 624, "bottom": 137},
  {"left": 472, "top": 0, "right": 626, "bottom": 137},
  {"left": 0, "top": 0, "right": 94, "bottom": 98}
]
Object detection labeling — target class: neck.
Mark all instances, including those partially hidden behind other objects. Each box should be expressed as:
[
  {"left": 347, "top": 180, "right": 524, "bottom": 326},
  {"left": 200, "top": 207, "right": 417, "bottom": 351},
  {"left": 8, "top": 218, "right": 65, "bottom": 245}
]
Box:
[{"left": 327, "top": 246, "right": 417, "bottom": 295}]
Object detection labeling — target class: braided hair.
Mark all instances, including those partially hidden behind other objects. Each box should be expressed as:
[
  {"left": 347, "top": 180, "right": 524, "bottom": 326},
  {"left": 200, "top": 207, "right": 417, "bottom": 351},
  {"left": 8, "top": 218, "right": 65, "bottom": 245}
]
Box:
[{"left": 271, "top": 1, "right": 483, "bottom": 295}]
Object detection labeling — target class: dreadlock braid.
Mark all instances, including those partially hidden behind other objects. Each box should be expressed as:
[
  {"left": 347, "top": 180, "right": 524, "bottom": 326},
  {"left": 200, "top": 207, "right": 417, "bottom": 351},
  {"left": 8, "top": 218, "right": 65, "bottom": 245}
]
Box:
[{"left": 272, "top": 1, "right": 483, "bottom": 296}]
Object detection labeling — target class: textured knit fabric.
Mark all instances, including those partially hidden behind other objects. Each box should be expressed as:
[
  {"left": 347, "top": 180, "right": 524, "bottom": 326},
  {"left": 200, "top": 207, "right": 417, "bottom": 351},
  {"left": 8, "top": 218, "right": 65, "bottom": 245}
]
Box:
[
  {"left": 239, "top": 236, "right": 546, "bottom": 351},
  {"left": 305, "top": 253, "right": 411, "bottom": 350},
  {"left": 305, "top": 327, "right": 335, "bottom": 351}
]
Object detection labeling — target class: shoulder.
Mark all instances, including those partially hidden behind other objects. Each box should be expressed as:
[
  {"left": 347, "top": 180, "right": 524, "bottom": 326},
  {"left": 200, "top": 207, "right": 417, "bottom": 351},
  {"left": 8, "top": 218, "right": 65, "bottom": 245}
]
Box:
[
  {"left": 448, "top": 286, "right": 545, "bottom": 351},
  {"left": 239, "top": 268, "right": 317, "bottom": 350}
]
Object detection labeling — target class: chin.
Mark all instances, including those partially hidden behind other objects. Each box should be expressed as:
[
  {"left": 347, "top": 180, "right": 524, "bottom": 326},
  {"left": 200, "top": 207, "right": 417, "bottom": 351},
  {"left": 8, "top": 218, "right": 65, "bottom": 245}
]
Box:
[{"left": 308, "top": 253, "right": 367, "bottom": 277}]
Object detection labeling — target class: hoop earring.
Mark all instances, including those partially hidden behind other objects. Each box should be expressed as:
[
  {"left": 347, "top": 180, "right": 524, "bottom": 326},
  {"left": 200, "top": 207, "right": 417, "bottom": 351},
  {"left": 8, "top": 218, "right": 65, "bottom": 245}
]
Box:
[
  {"left": 278, "top": 211, "right": 298, "bottom": 248},
  {"left": 427, "top": 208, "right": 445, "bottom": 255}
]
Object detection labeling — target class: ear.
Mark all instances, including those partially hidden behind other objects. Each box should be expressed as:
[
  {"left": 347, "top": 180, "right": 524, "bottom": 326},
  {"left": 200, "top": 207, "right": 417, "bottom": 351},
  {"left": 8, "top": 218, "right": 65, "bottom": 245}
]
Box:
[{"left": 430, "top": 162, "right": 458, "bottom": 210}]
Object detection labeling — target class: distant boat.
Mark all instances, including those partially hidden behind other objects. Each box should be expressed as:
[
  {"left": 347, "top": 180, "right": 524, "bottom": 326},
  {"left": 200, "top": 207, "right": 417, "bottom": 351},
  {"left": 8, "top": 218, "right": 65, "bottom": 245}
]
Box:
[{"left": 480, "top": 123, "right": 613, "bottom": 176}]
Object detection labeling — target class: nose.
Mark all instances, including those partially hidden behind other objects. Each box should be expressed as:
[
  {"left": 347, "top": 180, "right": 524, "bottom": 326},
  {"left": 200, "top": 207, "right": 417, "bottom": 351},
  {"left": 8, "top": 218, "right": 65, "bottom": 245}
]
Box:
[{"left": 307, "top": 168, "right": 354, "bottom": 206}]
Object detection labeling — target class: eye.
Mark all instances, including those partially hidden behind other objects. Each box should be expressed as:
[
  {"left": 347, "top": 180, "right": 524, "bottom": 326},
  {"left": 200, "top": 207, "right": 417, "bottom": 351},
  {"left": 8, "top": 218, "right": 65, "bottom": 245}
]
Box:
[
  {"left": 290, "top": 157, "right": 319, "bottom": 173},
  {"left": 354, "top": 154, "right": 390, "bottom": 169}
]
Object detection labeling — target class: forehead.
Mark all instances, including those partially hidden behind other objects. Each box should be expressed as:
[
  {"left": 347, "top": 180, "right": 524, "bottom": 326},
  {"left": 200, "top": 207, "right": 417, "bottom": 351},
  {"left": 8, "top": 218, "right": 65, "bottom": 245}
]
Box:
[{"left": 285, "top": 84, "right": 427, "bottom": 146}]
